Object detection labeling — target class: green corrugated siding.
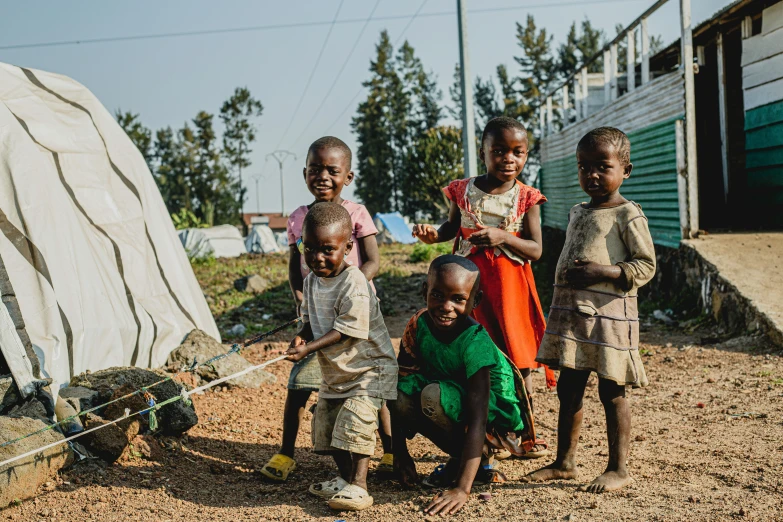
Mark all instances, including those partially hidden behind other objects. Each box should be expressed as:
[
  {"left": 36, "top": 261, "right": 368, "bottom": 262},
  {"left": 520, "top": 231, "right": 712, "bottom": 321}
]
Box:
[
  {"left": 540, "top": 117, "right": 682, "bottom": 248},
  {"left": 745, "top": 100, "right": 783, "bottom": 216}
]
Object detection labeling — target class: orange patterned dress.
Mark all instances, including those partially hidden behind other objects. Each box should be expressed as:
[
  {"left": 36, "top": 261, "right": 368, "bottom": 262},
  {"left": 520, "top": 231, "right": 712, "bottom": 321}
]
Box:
[{"left": 443, "top": 178, "right": 556, "bottom": 388}]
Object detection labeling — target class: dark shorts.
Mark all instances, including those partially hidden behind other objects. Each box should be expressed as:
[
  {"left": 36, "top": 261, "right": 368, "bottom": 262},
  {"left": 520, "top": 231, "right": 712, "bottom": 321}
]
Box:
[{"left": 286, "top": 352, "right": 322, "bottom": 391}]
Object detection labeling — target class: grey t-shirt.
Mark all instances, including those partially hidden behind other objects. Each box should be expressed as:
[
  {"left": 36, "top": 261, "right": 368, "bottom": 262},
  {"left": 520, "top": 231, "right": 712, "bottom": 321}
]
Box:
[{"left": 301, "top": 265, "right": 398, "bottom": 399}]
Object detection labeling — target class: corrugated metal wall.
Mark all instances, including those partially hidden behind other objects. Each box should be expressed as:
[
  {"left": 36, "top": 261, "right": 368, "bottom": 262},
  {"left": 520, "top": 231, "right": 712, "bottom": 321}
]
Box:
[
  {"left": 539, "top": 71, "right": 685, "bottom": 248},
  {"left": 742, "top": 2, "right": 783, "bottom": 224}
]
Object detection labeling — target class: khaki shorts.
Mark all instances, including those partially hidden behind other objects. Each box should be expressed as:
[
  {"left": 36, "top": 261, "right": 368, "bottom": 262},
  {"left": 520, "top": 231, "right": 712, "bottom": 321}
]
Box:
[{"left": 311, "top": 395, "right": 382, "bottom": 456}]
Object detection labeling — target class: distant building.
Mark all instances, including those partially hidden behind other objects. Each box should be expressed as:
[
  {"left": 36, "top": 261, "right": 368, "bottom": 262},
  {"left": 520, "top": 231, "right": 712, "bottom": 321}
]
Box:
[{"left": 242, "top": 213, "right": 288, "bottom": 235}]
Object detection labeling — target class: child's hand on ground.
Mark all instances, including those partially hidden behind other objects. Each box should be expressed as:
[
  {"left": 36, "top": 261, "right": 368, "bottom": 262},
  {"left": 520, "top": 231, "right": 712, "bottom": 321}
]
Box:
[
  {"left": 425, "top": 488, "right": 469, "bottom": 516},
  {"left": 286, "top": 336, "right": 308, "bottom": 362},
  {"left": 412, "top": 224, "right": 438, "bottom": 244},
  {"left": 565, "top": 259, "right": 611, "bottom": 287},
  {"left": 394, "top": 452, "right": 419, "bottom": 488},
  {"left": 467, "top": 228, "right": 509, "bottom": 248}
]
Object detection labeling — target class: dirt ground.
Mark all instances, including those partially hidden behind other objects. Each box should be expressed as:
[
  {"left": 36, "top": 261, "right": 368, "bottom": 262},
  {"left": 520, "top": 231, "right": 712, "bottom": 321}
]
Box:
[{"left": 4, "top": 247, "right": 783, "bottom": 521}]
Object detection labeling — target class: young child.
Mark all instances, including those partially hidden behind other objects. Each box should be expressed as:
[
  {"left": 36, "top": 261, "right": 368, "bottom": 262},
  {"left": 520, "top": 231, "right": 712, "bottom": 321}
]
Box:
[
  {"left": 260, "top": 136, "right": 394, "bottom": 482},
  {"left": 391, "top": 255, "right": 539, "bottom": 516},
  {"left": 285, "top": 202, "right": 397, "bottom": 511},
  {"left": 412, "top": 116, "right": 553, "bottom": 457},
  {"left": 523, "top": 127, "right": 656, "bottom": 493}
]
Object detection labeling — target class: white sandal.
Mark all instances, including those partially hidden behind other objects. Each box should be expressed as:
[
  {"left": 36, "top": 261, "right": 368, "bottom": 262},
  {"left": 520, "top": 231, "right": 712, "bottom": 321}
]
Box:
[
  {"left": 308, "top": 476, "right": 348, "bottom": 499},
  {"left": 327, "top": 484, "right": 374, "bottom": 511}
]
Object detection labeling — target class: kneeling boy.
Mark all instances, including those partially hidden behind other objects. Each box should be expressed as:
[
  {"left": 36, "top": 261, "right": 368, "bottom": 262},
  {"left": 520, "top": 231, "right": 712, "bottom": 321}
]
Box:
[
  {"left": 285, "top": 202, "right": 397, "bottom": 511},
  {"left": 391, "top": 255, "right": 538, "bottom": 516}
]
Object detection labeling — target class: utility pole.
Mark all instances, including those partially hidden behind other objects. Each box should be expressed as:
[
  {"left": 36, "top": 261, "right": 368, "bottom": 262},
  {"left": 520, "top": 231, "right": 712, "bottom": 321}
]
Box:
[
  {"left": 266, "top": 150, "right": 297, "bottom": 217},
  {"left": 457, "top": 0, "right": 477, "bottom": 179}
]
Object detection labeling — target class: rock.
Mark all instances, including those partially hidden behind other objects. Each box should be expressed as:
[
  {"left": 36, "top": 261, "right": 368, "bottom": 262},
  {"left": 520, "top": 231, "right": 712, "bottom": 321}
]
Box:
[
  {"left": 226, "top": 324, "right": 247, "bottom": 338},
  {"left": 652, "top": 309, "right": 677, "bottom": 326},
  {"left": 7, "top": 398, "right": 51, "bottom": 424},
  {"left": 127, "top": 434, "right": 165, "bottom": 462},
  {"left": 234, "top": 274, "right": 269, "bottom": 294},
  {"left": 80, "top": 413, "right": 131, "bottom": 464},
  {"left": 0, "top": 375, "right": 22, "bottom": 414},
  {"left": 0, "top": 415, "right": 72, "bottom": 507},
  {"left": 58, "top": 386, "right": 98, "bottom": 412},
  {"left": 70, "top": 367, "right": 197, "bottom": 436},
  {"left": 166, "top": 330, "right": 275, "bottom": 389}
]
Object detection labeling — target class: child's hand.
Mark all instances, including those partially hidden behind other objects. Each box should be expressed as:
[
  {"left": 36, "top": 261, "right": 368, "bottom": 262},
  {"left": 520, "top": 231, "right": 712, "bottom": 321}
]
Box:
[
  {"left": 565, "top": 259, "right": 609, "bottom": 287},
  {"left": 425, "top": 488, "right": 469, "bottom": 516},
  {"left": 412, "top": 224, "right": 438, "bottom": 244},
  {"left": 467, "top": 228, "right": 508, "bottom": 248},
  {"left": 286, "top": 336, "right": 309, "bottom": 362}
]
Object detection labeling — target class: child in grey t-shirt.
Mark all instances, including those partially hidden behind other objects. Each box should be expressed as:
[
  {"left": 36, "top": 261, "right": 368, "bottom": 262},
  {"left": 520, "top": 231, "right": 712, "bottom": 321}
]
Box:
[{"left": 285, "top": 202, "right": 397, "bottom": 512}]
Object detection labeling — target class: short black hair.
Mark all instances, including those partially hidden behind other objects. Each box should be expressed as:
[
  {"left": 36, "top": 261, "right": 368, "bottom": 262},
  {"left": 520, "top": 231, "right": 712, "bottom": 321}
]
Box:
[
  {"left": 303, "top": 201, "right": 352, "bottom": 238},
  {"left": 577, "top": 127, "right": 631, "bottom": 166},
  {"left": 308, "top": 136, "right": 352, "bottom": 168},
  {"left": 481, "top": 116, "right": 528, "bottom": 147},
  {"left": 428, "top": 255, "right": 481, "bottom": 292}
]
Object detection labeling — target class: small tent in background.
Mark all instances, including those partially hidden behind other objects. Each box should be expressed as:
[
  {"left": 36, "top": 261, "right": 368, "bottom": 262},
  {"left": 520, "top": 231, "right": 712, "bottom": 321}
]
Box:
[
  {"left": 178, "top": 225, "right": 247, "bottom": 259},
  {"left": 373, "top": 212, "right": 416, "bottom": 244},
  {"left": 245, "top": 224, "right": 281, "bottom": 254},
  {"left": 0, "top": 63, "right": 218, "bottom": 398}
]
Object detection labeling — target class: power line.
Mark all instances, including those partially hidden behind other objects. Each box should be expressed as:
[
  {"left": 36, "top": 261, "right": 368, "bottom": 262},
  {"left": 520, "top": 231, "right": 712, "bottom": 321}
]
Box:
[
  {"left": 274, "top": 0, "right": 345, "bottom": 148},
  {"left": 289, "top": 0, "right": 382, "bottom": 150},
  {"left": 0, "top": 0, "right": 648, "bottom": 51},
  {"left": 323, "top": 0, "right": 432, "bottom": 135}
]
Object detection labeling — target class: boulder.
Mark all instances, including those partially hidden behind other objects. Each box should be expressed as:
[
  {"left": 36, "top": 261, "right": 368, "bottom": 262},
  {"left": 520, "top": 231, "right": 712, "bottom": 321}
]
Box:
[
  {"left": 127, "top": 434, "right": 165, "bottom": 462},
  {"left": 7, "top": 398, "right": 51, "bottom": 424},
  {"left": 166, "top": 330, "right": 275, "bottom": 389},
  {"left": 0, "top": 415, "right": 72, "bottom": 507},
  {"left": 234, "top": 274, "right": 269, "bottom": 294},
  {"left": 80, "top": 413, "right": 131, "bottom": 464},
  {"left": 70, "top": 367, "right": 197, "bottom": 436},
  {"left": 0, "top": 375, "right": 21, "bottom": 414},
  {"left": 58, "top": 386, "right": 98, "bottom": 412},
  {"left": 226, "top": 324, "right": 247, "bottom": 338}
]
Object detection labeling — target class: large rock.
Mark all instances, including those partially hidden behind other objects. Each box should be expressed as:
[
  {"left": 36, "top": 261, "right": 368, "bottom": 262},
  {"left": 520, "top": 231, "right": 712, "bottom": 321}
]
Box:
[
  {"left": 234, "top": 274, "right": 269, "bottom": 294},
  {"left": 0, "top": 416, "right": 72, "bottom": 507},
  {"left": 58, "top": 386, "right": 98, "bottom": 413},
  {"left": 0, "top": 375, "right": 22, "bottom": 414},
  {"left": 166, "top": 330, "right": 275, "bottom": 389},
  {"left": 80, "top": 413, "right": 131, "bottom": 464},
  {"left": 70, "top": 367, "right": 197, "bottom": 436}
]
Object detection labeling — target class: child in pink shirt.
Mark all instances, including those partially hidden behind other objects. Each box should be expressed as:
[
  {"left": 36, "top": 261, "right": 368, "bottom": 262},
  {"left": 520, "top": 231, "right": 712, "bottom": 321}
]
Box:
[{"left": 260, "top": 136, "right": 393, "bottom": 482}]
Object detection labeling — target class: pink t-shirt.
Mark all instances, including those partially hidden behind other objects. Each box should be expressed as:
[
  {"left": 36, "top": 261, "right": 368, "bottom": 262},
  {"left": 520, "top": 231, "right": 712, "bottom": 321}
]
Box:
[{"left": 286, "top": 200, "right": 378, "bottom": 281}]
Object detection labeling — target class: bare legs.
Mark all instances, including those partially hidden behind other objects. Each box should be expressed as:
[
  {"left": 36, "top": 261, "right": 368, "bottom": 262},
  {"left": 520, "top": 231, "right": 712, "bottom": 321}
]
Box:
[
  {"left": 522, "top": 369, "right": 632, "bottom": 493},
  {"left": 280, "top": 389, "right": 312, "bottom": 457},
  {"left": 333, "top": 451, "right": 371, "bottom": 491}
]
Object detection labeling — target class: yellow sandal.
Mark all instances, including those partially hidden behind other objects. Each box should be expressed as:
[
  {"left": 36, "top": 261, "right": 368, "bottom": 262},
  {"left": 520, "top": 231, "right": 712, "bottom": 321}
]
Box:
[{"left": 259, "top": 453, "right": 296, "bottom": 482}]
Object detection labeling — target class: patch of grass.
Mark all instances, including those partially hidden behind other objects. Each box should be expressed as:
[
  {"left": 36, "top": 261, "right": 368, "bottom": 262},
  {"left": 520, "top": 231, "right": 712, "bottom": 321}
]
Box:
[{"left": 409, "top": 242, "right": 453, "bottom": 263}]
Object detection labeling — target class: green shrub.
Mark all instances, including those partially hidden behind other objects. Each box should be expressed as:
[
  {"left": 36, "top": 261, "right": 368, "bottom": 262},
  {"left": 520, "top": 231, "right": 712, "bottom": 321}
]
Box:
[{"left": 409, "top": 241, "right": 453, "bottom": 263}]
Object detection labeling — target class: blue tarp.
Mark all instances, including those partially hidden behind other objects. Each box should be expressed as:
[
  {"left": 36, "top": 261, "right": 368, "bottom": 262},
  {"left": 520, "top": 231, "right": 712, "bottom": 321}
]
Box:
[{"left": 373, "top": 212, "right": 416, "bottom": 244}]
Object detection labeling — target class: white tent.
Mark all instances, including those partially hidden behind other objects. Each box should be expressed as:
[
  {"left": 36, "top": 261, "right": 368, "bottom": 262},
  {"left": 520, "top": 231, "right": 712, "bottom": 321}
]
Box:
[
  {"left": 0, "top": 63, "right": 219, "bottom": 397},
  {"left": 178, "top": 225, "right": 247, "bottom": 259},
  {"left": 245, "top": 224, "right": 281, "bottom": 254}
]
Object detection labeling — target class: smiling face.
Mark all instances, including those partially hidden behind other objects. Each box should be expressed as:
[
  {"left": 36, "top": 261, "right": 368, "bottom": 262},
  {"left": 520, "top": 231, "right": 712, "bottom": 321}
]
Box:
[
  {"left": 304, "top": 146, "right": 354, "bottom": 203},
  {"left": 302, "top": 222, "right": 352, "bottom": 278},
  {"left": 423, "top": 265, "right": 481, "bottom": 332},
  {"left": 576, "top": 141, "right": 632, "bottom": 203},
  {"left": 480, "top": 127, "right": 529, "bottom": 184}
]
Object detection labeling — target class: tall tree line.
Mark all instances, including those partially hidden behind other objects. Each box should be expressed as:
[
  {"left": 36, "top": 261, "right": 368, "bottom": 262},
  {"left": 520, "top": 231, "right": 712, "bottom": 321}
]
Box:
[
  {"left": 116, "top": 87, "right": 263, "bottom": 227},
  {"left": 353, "top": 16, "right": 662, "bottom": 221}
]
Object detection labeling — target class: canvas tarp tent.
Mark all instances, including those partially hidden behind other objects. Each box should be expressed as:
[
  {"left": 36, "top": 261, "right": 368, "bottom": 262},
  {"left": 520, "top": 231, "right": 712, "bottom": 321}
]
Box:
[
  {"left": 179, "top": 225, "right": 247, "bottom": 259},
  {"left": 373, "top": 212, "right": 416, "bottom": 244},
  {"left": 245, "top": 224, "right": 281, "bottom": 254},
  {"left": 0, "top": 63, "right": 219, "bottom": 397}
]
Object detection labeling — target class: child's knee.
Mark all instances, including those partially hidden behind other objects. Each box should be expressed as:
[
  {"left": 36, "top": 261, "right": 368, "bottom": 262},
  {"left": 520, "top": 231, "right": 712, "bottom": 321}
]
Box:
[
  {"left": 420, "top": 384, "right": 442, "bottom": 418},
  {"left": 598, "top": 378, "right": 626, "bottom": 405}
]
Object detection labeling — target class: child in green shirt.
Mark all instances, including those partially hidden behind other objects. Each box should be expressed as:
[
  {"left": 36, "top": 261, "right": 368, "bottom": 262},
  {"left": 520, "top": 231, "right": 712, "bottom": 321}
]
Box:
[{"left": 390, "top": 255, "right": 540, "bottom": 516}]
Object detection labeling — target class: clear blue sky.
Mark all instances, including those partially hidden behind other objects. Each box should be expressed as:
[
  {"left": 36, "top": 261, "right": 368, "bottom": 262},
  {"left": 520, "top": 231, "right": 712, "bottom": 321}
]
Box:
[{"left": 2, "top": 0, "right": 727, "bottom": 214}]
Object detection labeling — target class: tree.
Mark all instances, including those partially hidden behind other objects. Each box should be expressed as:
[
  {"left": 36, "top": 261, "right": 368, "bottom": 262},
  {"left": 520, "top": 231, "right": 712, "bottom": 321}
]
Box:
[
  {"left": 578, "top": 19, "right": 604, "bottom": 73},
  {"left": 115, "top": 110, "right": 153, "bottom": 169},
  {"left": 556, "top": 23, "right": 580, "bottom": 81},
  {"left": 401, "top": 126, "right": 464, "bottom": 220},
  {"left": 515, "top": 15, "right": 556, "bottom": 114}
]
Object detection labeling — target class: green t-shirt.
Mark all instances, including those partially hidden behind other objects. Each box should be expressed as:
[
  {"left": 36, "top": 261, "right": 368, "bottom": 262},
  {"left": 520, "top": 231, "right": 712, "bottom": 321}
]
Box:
[{"left": 397, "top": 315, "right": 525, "bottom": 432}]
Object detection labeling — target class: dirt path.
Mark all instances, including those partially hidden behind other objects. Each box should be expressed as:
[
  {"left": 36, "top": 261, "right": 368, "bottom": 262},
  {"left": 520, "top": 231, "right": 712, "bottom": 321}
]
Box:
[{"left": 4, "top": 321, "right": 782, "bottom": 521}]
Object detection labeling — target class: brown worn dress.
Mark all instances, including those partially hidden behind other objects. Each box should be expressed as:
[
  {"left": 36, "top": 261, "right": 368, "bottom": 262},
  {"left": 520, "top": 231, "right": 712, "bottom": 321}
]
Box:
[{"left": 536, "top": 201, "right": 656, "bottom": 387}]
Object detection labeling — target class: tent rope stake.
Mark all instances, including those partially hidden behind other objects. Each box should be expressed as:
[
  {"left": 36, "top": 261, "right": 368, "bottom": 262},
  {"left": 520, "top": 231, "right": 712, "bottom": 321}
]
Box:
[{"left": 0, "top": 317, "right": 301, "bottom": 451}]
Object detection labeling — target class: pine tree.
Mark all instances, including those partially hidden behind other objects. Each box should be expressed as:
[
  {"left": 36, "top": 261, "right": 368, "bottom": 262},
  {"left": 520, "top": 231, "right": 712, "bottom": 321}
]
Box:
[
  {"left": 515, "top": 15, "right": 556, "bottom": 112},
  {"left": 115, "top": 110, "right": 153, "bottom": 169},
  {"left": 578, "top": 19, "right": 604, "bottom": 73}
]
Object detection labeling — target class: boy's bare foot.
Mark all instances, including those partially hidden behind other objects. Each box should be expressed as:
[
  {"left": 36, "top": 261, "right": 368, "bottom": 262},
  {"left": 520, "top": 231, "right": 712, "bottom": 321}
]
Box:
[
  {"left": 394, "top": 452, "right": 419, "bottom": 488},
  {"left": 520, "top": 461, "right": 578, "bottom": 483},
  {"left": 578, "top": 470, "right": 632, "bottom": 493}
]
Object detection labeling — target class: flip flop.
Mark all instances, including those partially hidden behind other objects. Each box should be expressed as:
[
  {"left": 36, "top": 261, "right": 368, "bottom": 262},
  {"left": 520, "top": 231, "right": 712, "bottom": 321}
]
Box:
[
  {"left": 473, "top": 464, "right": 508, "bottom": 486},
  {"left": 422, "top": 459, "right": 460, "bottom": 488},
  {"left": 519, "top": 438, "right": 550, "bottom": 459},
  {"left": 309, "top": 476, "right": 349, "bottom": 499},
  {"left": 327, "top": 484, "right": 374, "bottom": 511},
  {"left": 377, "top": 453, "right": 394, "bottom": 475},
  {"left": 258, "top": 453, "right": 296, "bottom": 482}
]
